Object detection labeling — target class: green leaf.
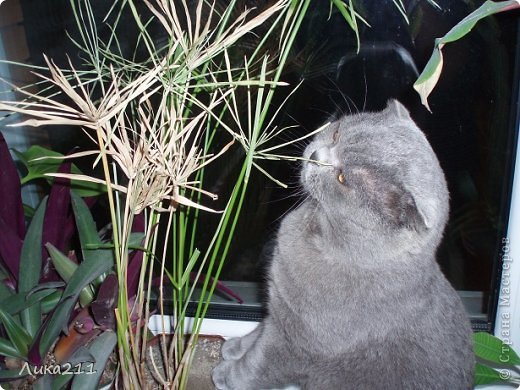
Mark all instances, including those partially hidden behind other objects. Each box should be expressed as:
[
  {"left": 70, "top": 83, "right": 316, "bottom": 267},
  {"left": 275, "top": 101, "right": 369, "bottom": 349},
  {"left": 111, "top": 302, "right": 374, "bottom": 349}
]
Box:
[
  {"left": 473, "top": 332, "right": 520, "bottom": 365},
  {"left": 329, "top": 0, "right": 370, "bottom": 53},
  {"left": 0, "top": 278, "right": 14, "bottom": 301},
  {"left": 19, "top": 196, "right": 47, "bottom": 338},
  {"left": 0, "top": 307, "right": 32, "bottom": 357},
  {"left": 70, "top": 191, "right": 115, "bottom": 289},
  {"left": 84, "top": 231, "right": 145, "bottom": 251},
  {"left": 66, "top": 345, "right": 95, "bottom": 366},
  {"left": 331, "top": 0, "right": 357, "bottom": 38},
  {"left": 13, "top": 146, "right": 105, "bottom": 196},
  {"left": 19, "top": 197, "right": 46, "bottom": 287},
  {"left": 46, "top": 244, "right": 78, "bottom": 281},
  {"left": 27, "top": 281, "right": 66, "bottom": 295},
  {"left": 23, "top": 204, "right": 36, "bottom": 218},
  {"left": 51, "top": 372, "right": 73, "bottom": 390},
  {"left": 128, "top": 232, "right": 146, "bottom": 249},
  {"left": 33, "top": 374, "right": 53, "bottom": 390},
  {"left": 39, "top": 297, "right": 76, "bottom": 358},
  {"left": 71, "top": 331, "right": 117, "bottom": 390},
  {"left": 41, "top": 290, "right": 63, "bottom": 314},
  {"left": 61, "top": 253, "right": 113, "bottom": 302},
  {"left": 474, "top": 362, "right": 512, "bottom": 385},
  {"left": 70, "top": 192, "right": 112, "bottom": 264},
  {"left": 439, "top": 1, "right": 520, "bottom": 44},
  {"left": 0, "top": 289, "right": 56, "bottom": 316},
  {"left": 413, "top": 44, "right": 443, "bottom": 111},
  {"left": 181, "top": 249, "right": 201, "bottom": 287},
  {"left": 0, "top": 337, "right": 25, "bottom": 359},
  {"left": 0, "top": 367, "right": 28, "bottom": 381},
  {"left": 46, "top": 243, "right": 95, "bottom": 306},
  {"left": 39, "top": 243, "right": 113, "bottom": 356},
  {"left": 414, "top": 0, "right": 520, "bottom": 110}
]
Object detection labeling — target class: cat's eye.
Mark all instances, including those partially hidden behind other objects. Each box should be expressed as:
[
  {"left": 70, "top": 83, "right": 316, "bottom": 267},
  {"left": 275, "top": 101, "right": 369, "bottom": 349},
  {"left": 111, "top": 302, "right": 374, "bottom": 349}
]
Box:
[
  {"left": 337, "top": 172, "right": 346, "bottom": 184},
  {"left": 333, "top": 130, "right": 340, "bottom": 143}
]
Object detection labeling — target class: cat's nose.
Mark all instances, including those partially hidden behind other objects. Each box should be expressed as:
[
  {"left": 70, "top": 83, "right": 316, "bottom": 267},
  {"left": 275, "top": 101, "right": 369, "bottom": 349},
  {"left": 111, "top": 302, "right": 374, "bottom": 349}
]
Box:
[{"left": 309, "top": 146, "right": 330, "bottom": 164}]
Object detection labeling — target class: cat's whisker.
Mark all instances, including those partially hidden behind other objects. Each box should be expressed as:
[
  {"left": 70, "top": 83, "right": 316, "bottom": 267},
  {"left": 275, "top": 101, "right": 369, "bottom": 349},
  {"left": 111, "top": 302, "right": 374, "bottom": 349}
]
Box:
[
  {"left": 362, "top": 71, "right": 368, "bottom": 112},
  {"left": 271, "top": 192, "right": 310, "bottom": 225},
  {"left": 328, "top": 78, "right": 359, "bottom": 116},
  {"left": 262, "top": 190, "right": 305, "bottom": 205}
]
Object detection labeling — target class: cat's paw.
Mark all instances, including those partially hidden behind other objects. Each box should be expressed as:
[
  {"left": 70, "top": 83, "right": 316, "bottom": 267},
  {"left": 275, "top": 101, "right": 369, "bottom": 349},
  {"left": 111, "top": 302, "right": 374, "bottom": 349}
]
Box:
[
  {"left": 212, "top": 359, "right": 238, "bottom": 390},
  {"left": 221, "top": 337, "right": 244, "bottom": 360}
]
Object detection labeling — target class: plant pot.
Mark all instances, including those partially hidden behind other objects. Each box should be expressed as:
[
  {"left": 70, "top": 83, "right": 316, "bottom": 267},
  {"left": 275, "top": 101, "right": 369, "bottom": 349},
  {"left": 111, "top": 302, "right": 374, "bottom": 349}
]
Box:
[{"left": 143, "top": 334, "right": 224, "bottom": 390}]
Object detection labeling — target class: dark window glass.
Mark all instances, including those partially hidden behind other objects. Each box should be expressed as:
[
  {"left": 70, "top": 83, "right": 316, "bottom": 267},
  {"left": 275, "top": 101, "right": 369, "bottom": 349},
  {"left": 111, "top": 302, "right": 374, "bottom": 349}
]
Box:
[
  {"left": 204, "top": 1, "right": 520, "bottom": 330},
  {"left": 3, "top": 0, "right": 519, "bottom": 330}
]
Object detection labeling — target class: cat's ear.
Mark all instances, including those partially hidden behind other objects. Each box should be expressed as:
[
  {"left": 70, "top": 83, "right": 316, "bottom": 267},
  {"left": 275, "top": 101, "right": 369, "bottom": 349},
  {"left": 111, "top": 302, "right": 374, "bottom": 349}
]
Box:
[
  {"left": 382, "top": 186, "right": 429, "bottom": 231},
  {"left": 352, "top": 166, "right": 431, "bottom": 230},
  {"left": 385, "top": 99, "right": 411, "bottom": 121}
]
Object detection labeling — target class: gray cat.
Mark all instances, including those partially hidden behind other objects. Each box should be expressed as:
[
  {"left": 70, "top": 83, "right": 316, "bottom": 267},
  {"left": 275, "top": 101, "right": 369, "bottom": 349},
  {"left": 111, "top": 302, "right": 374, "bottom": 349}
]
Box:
[{"left": 212, "top": 100, "right": 474, "bottom": 390}]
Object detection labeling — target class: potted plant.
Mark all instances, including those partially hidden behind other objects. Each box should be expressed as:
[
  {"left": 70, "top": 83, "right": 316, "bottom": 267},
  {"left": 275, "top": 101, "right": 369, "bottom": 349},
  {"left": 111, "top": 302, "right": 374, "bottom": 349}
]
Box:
[{"left": 0, "top": 133, "right": 122, "bottom": 388}]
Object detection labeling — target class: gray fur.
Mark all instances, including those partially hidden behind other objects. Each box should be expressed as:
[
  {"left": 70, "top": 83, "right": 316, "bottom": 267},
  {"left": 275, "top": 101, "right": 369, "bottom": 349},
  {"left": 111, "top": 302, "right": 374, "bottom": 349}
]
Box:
[{"left": 212, "top": 100, "right": 474, "bottom": 390}]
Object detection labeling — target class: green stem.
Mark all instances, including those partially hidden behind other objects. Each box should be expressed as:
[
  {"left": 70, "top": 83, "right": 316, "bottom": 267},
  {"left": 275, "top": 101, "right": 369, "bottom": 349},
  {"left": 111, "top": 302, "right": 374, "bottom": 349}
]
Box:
[
  {"left": 192, "top": 160, "right": 248, "bottom": 328},
  {"left": 93, "top": 127, "right": 133, "bottom": 373}
]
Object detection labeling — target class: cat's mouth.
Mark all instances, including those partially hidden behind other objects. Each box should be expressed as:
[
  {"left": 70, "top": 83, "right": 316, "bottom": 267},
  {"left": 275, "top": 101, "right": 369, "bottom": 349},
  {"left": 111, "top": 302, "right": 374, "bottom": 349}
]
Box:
[
  {"left": 301, "top": 143, "right": 339, "bottom": 200},
  {"left": 301, "top": 160, "right": 334, "bottom": 201}
]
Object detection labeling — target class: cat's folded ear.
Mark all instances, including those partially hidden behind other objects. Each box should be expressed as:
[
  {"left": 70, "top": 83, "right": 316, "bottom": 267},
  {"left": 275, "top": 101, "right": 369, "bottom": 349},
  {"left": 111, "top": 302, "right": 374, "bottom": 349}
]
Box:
[
  {"left": 382, "top": 186, "right": 430, "bottom": 231},
  {"left": 353, "top": 166, "right": 432, "bottom": 231},
  {"left": 385, "top": 99, "right": 412, "bottom": 121}
]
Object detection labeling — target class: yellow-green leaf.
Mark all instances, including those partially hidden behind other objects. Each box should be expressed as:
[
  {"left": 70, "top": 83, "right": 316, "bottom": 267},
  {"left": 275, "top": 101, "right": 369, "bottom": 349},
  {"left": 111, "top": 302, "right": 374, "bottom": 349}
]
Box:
[
  {"left": 414, "top": 0, "right": 520, "bottom": 110},
  {"left": 46, "top": 243, "right": 95, "bottom": 306}
]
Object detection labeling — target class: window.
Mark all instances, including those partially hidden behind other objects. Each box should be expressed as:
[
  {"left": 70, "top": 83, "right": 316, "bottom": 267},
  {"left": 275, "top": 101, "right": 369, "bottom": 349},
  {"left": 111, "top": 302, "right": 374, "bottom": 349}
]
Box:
[
  {"left": 190, "top": 1, "right": 520, "bottom": 336},
  {"left": 2, "top": 0, "right": 518, "bottom": 340}
]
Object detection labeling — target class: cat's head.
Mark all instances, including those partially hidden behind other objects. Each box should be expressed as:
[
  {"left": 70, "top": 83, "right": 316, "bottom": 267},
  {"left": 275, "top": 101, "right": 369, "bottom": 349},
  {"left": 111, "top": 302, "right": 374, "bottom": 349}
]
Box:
[{"left": 301, "top": 100, "right": 449, "bottom": 255}]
